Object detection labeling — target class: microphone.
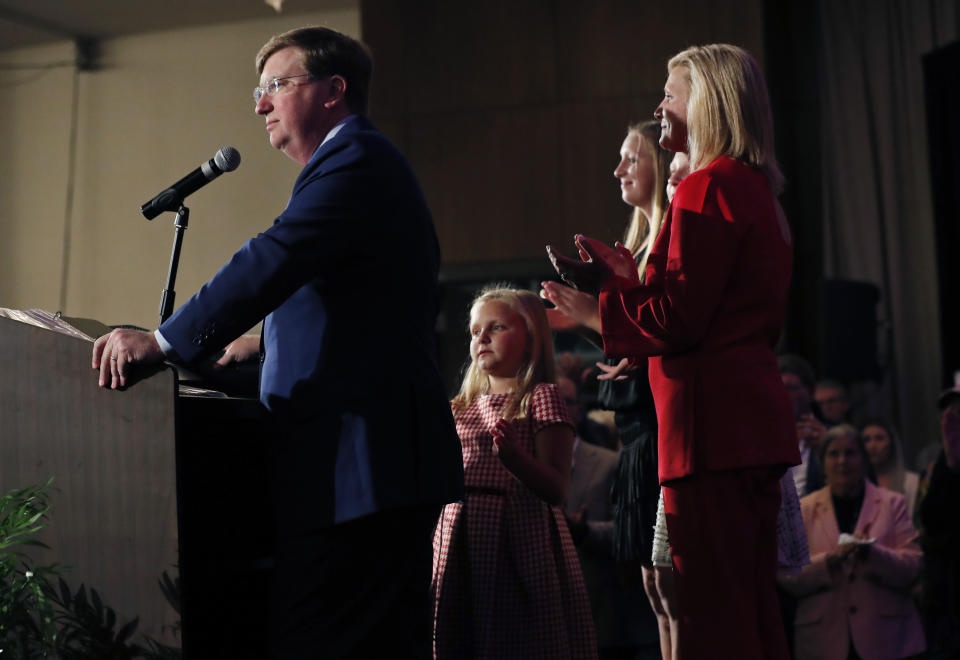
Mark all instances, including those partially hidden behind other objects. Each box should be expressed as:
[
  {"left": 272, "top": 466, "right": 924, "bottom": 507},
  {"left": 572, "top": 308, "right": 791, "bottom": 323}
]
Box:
[{"left": 140, "top": 146, "right": 241, "bottom": 219}]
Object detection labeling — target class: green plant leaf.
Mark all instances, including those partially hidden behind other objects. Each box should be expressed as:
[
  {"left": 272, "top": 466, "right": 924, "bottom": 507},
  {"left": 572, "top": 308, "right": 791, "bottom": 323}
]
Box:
[{"left": 116, "top": 616, "right": 139, "bottom": 643}]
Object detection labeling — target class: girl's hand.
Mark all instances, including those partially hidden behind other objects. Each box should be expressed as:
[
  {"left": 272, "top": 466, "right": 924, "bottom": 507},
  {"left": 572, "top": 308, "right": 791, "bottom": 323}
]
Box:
[
  {"left": 540, "top": 281, "right": 601, "bottom": 333},
  {"left": 492, "top": 417, "right": 573, "bottom": 505},
  {"left": 596, "top": 357, "right": 634, "bottom": 381},
  {"left": 564, "top": 505, "right": 589, "bottom": 545},
  {"left": 491, "top": 419, "right": 522, "bottom": 463},
  {"left": 214, "top": 334, "right": 260, "bottom": 368}
]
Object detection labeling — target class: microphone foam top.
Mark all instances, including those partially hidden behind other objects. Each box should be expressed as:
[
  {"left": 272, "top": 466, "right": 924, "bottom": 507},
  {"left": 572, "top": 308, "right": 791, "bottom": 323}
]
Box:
[{"left": 214, "top": 146, "right": 241, "bottom": 172}]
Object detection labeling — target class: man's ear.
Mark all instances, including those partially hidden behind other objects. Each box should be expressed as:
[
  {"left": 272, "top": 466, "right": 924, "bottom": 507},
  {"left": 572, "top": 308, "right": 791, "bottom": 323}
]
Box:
[{"left": 325, "top": 74, "right": 347, "bottom": 108}]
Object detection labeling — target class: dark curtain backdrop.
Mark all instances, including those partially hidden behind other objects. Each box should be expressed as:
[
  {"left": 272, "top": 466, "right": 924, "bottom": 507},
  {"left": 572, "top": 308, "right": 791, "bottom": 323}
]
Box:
[
  {"left": 769, "top": 0, "right": 959, "bottom": 456},
  {"left": 925, "top": 40, "right": 960, "bottom": 392}
]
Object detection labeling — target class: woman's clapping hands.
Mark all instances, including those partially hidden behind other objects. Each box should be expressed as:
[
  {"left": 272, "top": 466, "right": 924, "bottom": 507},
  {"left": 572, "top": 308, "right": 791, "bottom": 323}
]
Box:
[{"left": 546, "top": 235, "right": 640, "bottom": 296}]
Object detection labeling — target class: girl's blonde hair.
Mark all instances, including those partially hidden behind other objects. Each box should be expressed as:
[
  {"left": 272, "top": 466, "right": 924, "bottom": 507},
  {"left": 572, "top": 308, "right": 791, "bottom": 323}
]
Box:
[
  {"left": 668, "top": 44, "right": 784, "bottom": 194},
  {"left": 451, "top": 285, "right": 556, "bottom": 420},
  {"left": 620, "top": 120, "right": 673, "bottom": 278}
]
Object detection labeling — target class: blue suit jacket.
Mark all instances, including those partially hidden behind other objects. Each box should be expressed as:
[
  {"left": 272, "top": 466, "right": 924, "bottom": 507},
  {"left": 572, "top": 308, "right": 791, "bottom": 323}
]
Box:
[{"left": 159, "top": 116, "right": 464, "bottom": 528}]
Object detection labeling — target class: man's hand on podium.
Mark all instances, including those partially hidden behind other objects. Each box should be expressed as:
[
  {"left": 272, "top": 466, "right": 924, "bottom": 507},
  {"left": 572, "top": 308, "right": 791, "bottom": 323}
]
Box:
[{"left": 92, "top": 329, "right": 164, "bottom": 389}]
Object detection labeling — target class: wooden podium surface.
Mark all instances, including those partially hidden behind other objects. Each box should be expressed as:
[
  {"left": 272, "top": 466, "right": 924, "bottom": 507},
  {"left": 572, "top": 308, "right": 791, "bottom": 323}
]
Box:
[
  {"left": 0, "top": 315, "right": 180, "bottom": 643},
  {"left": 0, "top": 316, "right": 274, "bottom": 657}
]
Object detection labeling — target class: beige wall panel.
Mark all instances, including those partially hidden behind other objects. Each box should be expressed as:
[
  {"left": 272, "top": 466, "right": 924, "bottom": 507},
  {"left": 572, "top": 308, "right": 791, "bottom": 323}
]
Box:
[
  {"left": 0, "top": 42, "right": 76, "bottom": 311},
  {"left": 407, "top": 107, "right": 562, "bottom": 263},
  {"left": 1, "top": 6, "right": 359, "bottom": 329}
]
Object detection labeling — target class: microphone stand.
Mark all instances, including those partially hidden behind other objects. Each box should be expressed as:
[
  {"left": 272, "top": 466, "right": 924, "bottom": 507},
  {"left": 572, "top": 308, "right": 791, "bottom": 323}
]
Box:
[{"left": 159, "top": 204, "right": 189, "bottom": 324}]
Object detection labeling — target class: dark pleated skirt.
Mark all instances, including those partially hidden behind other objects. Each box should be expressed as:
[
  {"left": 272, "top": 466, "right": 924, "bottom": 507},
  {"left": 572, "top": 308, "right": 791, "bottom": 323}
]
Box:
[{"left": 597, "top": 366, "right": 660, "bottom": 562}]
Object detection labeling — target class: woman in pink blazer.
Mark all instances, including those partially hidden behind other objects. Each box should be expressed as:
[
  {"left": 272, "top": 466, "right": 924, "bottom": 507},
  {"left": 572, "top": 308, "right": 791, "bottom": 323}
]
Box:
[{"left": 780, "top": 424, "right": 925, "bottom": 660}]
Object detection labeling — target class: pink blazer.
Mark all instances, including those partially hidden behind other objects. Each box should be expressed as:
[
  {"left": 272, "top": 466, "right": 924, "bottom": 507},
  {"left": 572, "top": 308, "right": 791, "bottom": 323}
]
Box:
[{"left": 780, "top": 481, "right": 925, "bottom": 660}]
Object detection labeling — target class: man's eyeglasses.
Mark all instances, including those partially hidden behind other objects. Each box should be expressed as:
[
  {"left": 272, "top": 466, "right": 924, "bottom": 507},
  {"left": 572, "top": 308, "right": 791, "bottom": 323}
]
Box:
[{"left": 253, "top": 73, "right": 314, "bottom": 104}]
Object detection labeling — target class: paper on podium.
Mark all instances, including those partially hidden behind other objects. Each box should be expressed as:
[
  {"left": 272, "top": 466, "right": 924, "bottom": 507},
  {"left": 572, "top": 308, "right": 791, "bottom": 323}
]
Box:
[{"left": 0, "top": 307, "right": 96, "bottom": 342}]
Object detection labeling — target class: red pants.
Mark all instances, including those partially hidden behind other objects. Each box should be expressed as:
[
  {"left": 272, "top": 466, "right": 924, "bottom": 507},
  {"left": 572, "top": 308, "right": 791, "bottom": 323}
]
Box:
[{"left": 663, "top": 467, "right": 788, "bottom": 660}]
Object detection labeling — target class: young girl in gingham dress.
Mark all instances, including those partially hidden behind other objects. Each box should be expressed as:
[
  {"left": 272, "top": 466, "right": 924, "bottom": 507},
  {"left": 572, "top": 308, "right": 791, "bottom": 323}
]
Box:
[{"left": 432, "top": 287, "right": 597, "bottom": 659}]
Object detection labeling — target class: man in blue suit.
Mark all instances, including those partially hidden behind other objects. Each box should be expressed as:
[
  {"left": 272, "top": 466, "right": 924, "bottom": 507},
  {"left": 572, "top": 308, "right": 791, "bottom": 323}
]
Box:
[{"left": 92, "top": 26, "right": 464, "bottom": 658}]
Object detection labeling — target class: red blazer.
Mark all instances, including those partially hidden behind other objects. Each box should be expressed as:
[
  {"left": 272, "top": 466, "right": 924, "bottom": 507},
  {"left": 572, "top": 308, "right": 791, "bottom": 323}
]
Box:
[
  {"left": 779, "top": 482, "right": 925, "bottom": 660},
  {"left": 598, "top": 156, "right": 799, "bottom": 482}
]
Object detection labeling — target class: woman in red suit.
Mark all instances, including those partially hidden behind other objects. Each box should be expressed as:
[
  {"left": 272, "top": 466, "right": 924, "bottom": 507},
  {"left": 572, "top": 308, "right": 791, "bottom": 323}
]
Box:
[{"left": 548, "top": 44, "right": 800, "bottom": 659}]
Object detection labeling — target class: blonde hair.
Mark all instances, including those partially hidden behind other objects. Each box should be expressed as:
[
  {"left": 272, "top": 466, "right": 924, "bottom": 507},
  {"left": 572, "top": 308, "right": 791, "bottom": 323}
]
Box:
[
  {"left": 621, "top": 120, "right": 673, "bottom": 279},
  {"left": 451, "top": 286, "right": 557, "bottom": 420},
  {"left": 667, "top": 44, "right": 783, "bottom": 194}
]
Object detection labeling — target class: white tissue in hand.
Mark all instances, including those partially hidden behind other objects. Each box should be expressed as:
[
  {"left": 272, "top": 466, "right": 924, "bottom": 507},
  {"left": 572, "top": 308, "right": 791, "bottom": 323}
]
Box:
[{"left": 838, "top": 533, "right": 876, "bottom": 545}]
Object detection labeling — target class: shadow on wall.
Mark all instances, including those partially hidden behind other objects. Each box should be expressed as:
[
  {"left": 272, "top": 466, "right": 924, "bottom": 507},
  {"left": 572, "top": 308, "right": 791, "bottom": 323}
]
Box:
[{"left": 0, "top": 40, "right": 77, "bottom": 312}]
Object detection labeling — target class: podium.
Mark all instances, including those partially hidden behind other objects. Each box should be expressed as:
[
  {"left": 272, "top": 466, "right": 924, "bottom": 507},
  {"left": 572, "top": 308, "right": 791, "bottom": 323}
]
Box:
[
  {"left": 0, "top": 316, "right": 273, "bottom": 658},
  {"left": 176, "top": 393, "right": 273, "bottom": 659}
]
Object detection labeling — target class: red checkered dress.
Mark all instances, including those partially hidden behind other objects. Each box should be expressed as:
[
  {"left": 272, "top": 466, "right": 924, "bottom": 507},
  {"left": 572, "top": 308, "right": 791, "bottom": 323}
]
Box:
[{"left": 432, "top": 383, "right": 597, "bottom": 659}]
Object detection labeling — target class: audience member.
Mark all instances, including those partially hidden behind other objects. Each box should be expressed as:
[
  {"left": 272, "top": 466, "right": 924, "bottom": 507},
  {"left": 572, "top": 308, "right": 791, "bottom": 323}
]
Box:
[
  {"left": 779, "top": 354, "right": 826, "bottom": 497},
  {"left": 563, "top": 376, "right": 659, "bottom": 660},
  {"left": 918, "top": 384, "right": 960, "bottom": 656},
  {"left": 814, "top": 379, "right": 852, "bottom": 426},
  {"left": 559, "top": 376, "right": 617, "bottom": 451},
  {"left": 914, "top": 439, "right": 942, "bottom": 478},
  {"left": 557, "top": 351, "right": 591, "bottom": 386},
  {"left": 861, "top": 418, "right": 921, "bottom": 518},
  {"left": 433, "top": 287, "right": 596, "bottom": 659},
  {"left": 779, "top": 424, "right": 925, "bottom": 660}
]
